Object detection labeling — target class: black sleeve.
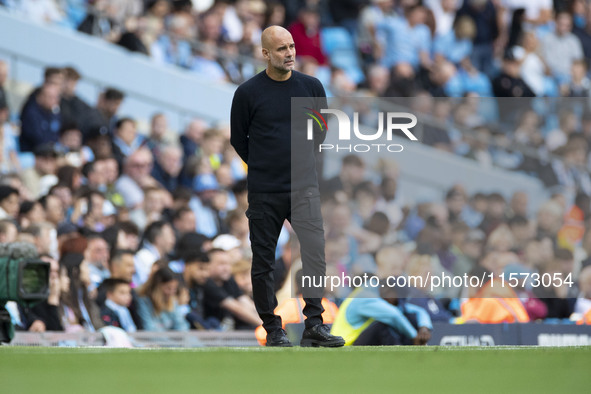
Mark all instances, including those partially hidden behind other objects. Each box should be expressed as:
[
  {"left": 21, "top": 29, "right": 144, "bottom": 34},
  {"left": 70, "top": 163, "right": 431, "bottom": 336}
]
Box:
[
  {"left": 203, "top": 279, "right": 231, "bottom": 305},
  {"left": 313, "top": 80, "right": 328, "bottom": 147},
  {"left": 225, "top": 277, "right": 244, "bottom": 299},
  {"left": 230, "top": 87, "right": 250, "bottom": 163},
  {"left": 29, "top": 302, "right": 63, "bottom": 331},
  {"left": 129, "top": 290, "right": 144, "bottom": 330}
]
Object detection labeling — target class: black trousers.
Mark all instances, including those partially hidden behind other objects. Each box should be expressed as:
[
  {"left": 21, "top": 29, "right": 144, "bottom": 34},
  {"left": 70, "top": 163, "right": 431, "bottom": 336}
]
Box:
[
  {"left": 247, "top": 185, "right": 325, "bottom": 333},
  {"left": 352, "top": 321, "right": 413, "bottom": 346}
]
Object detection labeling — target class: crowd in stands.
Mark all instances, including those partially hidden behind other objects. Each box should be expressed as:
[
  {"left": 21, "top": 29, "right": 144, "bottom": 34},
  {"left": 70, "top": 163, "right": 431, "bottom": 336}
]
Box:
[
  {"left": 0, "top": 0, "right": 589, "bottom": 96},
  {"left": 4, "top": 1, "right": 591, "bottom": 192},
  {"left": 0, "top": 62, "right": 590, "bottom": 336},
  {"left": 0, "top": 1, "right": 591, "bottom": 341}
]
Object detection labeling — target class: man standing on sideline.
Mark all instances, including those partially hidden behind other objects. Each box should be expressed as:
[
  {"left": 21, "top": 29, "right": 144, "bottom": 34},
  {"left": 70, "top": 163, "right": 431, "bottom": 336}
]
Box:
[{"left": 230, "top": 25, "right": 344, "bottom": 347}]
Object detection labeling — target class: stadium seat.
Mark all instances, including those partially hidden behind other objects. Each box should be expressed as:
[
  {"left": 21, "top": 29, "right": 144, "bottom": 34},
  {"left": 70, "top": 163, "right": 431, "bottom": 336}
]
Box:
[{"left": 320, "top": 27, "right": 365, "bottom": 84}]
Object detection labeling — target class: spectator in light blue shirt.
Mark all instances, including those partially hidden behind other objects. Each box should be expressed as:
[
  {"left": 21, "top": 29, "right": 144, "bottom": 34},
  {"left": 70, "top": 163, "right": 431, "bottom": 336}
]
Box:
[
  {"left": 137, "top": 267, "right": 190, "bottom": 331},
  {"left": 433, "top": 16, "right": 476, "bottom": 65},
  {"left": 189, "top": 173, "right": 222, "bottom": 238},
  {"left": 377, "top": 5, "right": 432, "bottom": 72}
]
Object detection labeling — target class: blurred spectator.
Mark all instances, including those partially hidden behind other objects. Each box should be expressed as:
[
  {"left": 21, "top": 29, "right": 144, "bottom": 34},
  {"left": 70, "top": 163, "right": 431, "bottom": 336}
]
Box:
[
  {"left": 151, "top": 144, "right": 183, "bottom": 193},
  {"left": 115, "top": 147, "right": 158, "bottom": 209},
  {"left": 81, "top": 87, "right": 125, "bottom": 139},
  {"left": 58, "top": 123, "right": 93, "bottom": 167},
  {"left": 180, "top": 117, "right": 207, "bottom": 161},
  {"left": 142, "top": 0, "right": 170, "bottom": 50},
  {"left": 358, "top": 0, "right": 395, "bottom": 64},
  {"left": 0, "top": 219, "right": 18, "bottom": 243},
  {"left": 568, "top": 59, "right": 591, "bottom": 97},
  {"left": 182, "top": 251, "right": 217, "bottom": 329},
  {"left": 406, "top": 254, "right": 453, "bottom": 321},
  {"left": 18, "top": 201, "right": 45, "bottom": 232},
  {"left": 0, "top": 96, "right": 19, "bottom": 173},
  {"left": 100, "top": 278, "right": 137, "bottom": 332},
  {"left": 434, "top": 16, "right": 475, "bottom": 65},
  {"left": 573, "top": 1, "right": 591, "bottom": 63},
  {"left": 512, "top": 31, "right": 556, "bottom": 97},
  {"left": 59, "top": 253, "right": 104, "bottom": 332},
  {"left": 425, "top": 0, "right": 459, "bottom": 37},
  {"left": 378, "top": 4, "right": 432, "bottom": 76},
  {"left": 540, "top": 11, "right": 584, "bottom": 87},
  {"left": 129, "top": 186, "right": 168, "bottom": 230},
  {"left": 421, "top": 99, "right": 454, "bottom": 150},
  {"left": 96, "top": 249, "right": 143, "bottom": 329},
  {"left": 478, "top": 192, "right": 507, "bottom": 235},
  {"left": 546, "top": 109, "right": 578, "bottom": 152},
  {"left": 574, "top": 265, "right": 591, "bottom": 316},
  {"left": 134, "top": 220, "right": 176, "bottom": 286},
  {"left": 84, "top": 234, "right": 111, "bottom": 291},
  {"left": 328, "top": 0, "right": 364, "bottom": 36},
  {"left": 0, "top": 185, "right": 19, "bottom": 220},
  {"left": 172, "top": 207, "right": 197, "bottom": 238},
  {"left": 112, "top": 117, "right": 145, "bottom": 161},
  {"left": 202, "top": 248, "right": 262, "bottom": 330},
  {"left": 151, "top": 13, "right": 194, "bottom": 68},
  {"left": 0, "top": 60, "right": 8, "bottom": 113},
  {"left": 77, "top": 0, "right": 122, "bottom": 41},
  {"left": 113, "top": 221, "right": 141, "bottom": 251},
  {"left": 137, "top": 266, "right": 190, "bottom": 331},
  {"left": 146, "top": 113, "right": 169, "bottom": 151},
  {"left": 533, "top": 262, "right": 575, "bottom": 318},
  {"left": 322, "top": 154, "right": 366, "bottom": 199},
  {"left": 364, "top": 64, "right": 391, "bottom": 97},
  {"left": 492, "top": 50, "right": 535, "bottom": 97},
  {"left": 21, "top": 144, "right": 59, "bottom": 200},
  {"left": 59, "top": 66, "right": 92, "bottom": 129},
  {"left": 288, "top": 6, "right": 327, "bottom": 65},
  {"left": 456, "top": 0, "right": 499, "bottom": 77},
  {"left": 19, "top": 83, "right": 62, "bottom": 152},
  {"left": 39, "top": 192, "right": 65, "bottom": 226},
  {"left": 190, "top": 173, "right": 223, "bottom": 237},
  {"left": 19, "top": 0, "right": 65, "bottom": 25},
  {"left": 117, "top": 16, "right": 150, "bottom": 55},
  {"left": 192, "top": 42, "right": 229, "bottom": 82}
]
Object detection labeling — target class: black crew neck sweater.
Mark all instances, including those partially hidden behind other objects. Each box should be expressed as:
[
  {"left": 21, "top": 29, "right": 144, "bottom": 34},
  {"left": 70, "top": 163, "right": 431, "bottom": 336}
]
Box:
[{"left": 230, "top": 70, "right": 327, "bottom": 193}]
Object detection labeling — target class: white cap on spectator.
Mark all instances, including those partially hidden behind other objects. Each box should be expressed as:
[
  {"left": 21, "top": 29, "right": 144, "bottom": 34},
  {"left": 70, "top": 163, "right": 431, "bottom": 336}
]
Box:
[{"left": 212, "top": 234, "right": 241, "bottom": 251}]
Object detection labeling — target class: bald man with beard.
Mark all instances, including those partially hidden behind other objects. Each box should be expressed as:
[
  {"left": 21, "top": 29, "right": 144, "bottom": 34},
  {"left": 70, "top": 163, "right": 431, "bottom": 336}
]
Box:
[{"left": 230, "top": 26, "right": 344, "bottom": 347}]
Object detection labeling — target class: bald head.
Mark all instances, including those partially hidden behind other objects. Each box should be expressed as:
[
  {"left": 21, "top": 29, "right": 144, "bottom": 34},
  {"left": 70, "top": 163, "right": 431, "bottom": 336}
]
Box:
[
  {"left": 261, "top": 25, "right": 291, "bottom": 49},
  {"left": 261, "top": 25, "right": 296, "bottom": 80}
]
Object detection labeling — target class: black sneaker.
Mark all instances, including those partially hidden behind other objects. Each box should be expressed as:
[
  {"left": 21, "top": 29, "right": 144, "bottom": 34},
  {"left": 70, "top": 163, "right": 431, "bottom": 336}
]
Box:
[
  {"left": 266, "top": 329, "right": 293, "bottom": 347},
  {"left": 300, "top": 324, "right": 345, "bottom": 347}
]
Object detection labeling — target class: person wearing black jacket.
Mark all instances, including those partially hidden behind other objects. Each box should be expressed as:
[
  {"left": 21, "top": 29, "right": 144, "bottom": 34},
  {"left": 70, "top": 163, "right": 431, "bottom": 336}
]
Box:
[{"left": 230, "top": 25, "right": 344, "bottom": 348}]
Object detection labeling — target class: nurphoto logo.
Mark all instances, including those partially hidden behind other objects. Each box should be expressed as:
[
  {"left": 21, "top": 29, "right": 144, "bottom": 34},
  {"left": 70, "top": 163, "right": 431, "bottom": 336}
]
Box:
[{"left": 305, "top": 108, "right": 419, "bottom": 153}]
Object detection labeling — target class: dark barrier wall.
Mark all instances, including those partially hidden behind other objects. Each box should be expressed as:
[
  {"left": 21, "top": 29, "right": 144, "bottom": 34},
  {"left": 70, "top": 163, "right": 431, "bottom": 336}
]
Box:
[{"left": 428, "top": 323, "right": 591, "bottom": 346}]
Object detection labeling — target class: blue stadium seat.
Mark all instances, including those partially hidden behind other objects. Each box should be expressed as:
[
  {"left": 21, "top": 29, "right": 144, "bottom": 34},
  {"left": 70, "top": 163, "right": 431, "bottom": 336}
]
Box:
[{"left": 320, "top": 27, "right": 365, "bottom": 84}]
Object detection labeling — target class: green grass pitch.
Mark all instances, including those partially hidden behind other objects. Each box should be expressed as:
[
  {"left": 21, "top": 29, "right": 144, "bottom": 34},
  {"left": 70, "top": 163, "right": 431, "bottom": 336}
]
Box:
[{"left": 1, "top": 346, "right": 589, "bottom": 393}]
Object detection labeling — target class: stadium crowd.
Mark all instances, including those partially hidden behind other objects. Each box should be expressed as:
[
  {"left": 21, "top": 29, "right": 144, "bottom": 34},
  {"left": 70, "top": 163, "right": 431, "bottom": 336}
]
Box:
[
  {"left": 4, "top": 1, "right": 591, "bottom": 186},
  {"left": 0, "top": 63, "right": 590, "bottom": 337},
  {"left": 0, "top": 0, "right": 590, "bottom": 343},
  {"left": 1, "top": 0, "right": 591, "bottom": 95}
]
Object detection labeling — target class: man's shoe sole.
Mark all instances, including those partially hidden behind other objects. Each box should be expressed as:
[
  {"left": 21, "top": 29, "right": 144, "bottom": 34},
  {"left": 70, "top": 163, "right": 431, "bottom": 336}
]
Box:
[{"left": 300, "top": 338, "right": 345, "bottom": 348}]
